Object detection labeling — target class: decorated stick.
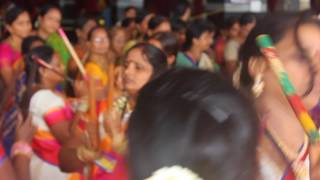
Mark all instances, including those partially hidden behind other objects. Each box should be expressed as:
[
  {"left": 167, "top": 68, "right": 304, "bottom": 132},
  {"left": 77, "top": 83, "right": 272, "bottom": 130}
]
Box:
[
  {"left": 58, "top": 28, "right": 98, "bottom": 179},
  {"left": 58, "top": 28, "right": 86, "bottom": 77},
  {"left": 87, "top": 76, "right": 99, "bottom": 180},
  {"left": 32, "top": 56, "right": 74, "bottom": 83},
  {"left": 256, "top": 34, "right": 320, "bottom": 143}
]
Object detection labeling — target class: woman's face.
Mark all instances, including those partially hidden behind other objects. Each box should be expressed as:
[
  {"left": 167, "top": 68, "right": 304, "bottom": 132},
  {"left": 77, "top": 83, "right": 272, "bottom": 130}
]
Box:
[
  {"left": 39, "top": 8, "right": 62, "bottom": 35},
  {"left": 125, "top": 8, "right": 137, "bottom": 19},
  {"left": 112, "top": 29, "right": 127, "bottom": 56},
  {"left": 7, "top": 11, "right": 32, "bottom": 39},
  {"left": 262, "top": 28, "right": 320, "bottom": 108},
  {"left": 89, "top": 28, "right": 110, "bottom": 55},
  {"left": 123, "top": 48, "right": 153, "bottom": 95},
  {"left": 296, "top": 23, "right": 320, "bottom": 109},
  {"left": 44, "top": 53, "right": 65, "bottom": 84}
]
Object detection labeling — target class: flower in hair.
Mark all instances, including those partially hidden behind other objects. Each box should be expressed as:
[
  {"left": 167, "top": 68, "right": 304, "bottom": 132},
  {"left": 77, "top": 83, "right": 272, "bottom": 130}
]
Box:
[{"left": 145, "top": 166, "right": 203, "bottom": 180}]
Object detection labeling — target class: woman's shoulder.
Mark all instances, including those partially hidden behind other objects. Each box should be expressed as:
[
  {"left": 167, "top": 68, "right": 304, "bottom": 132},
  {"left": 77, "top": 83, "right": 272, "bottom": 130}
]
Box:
[
  {"left": 0, "top": 42, "right": 14, "bottom": 56},
  {"left": 0, "top": 42, "right": 21, "bottom": 67},
  {"left": 29, "top": 90, "right": 65, "bottom": 113},
  {"left": 31, "top": 89, "right": 59, "bottom": 99}
]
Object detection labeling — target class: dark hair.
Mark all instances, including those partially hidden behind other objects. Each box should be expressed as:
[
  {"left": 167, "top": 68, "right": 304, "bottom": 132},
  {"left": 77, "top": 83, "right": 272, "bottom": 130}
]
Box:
[
  {"left": 125, "top": 43, "right": 168, "bottom": 79},
  {"left": 128, "top": 69, "right": 258, "bottom": 180},
  {"left": 38, "top": 3, "right": 61, "bottom": 17},
  {"left": 171, "top": 0, "right": 191, "bottom": 19},
  {"left": 238, "top": 13, "right": 316, "bottom": 96},
  {"left": 4, "top": 5, "right": 27, "bottom": 25},
  {"left": 124, "top": 6, "right": 137, "bottom": 14},
  {"left": 87, "top": 26, "right": 106, "bottom": 40},
  {"left": 21, "top": 45, "right": 55, "bottom": 116},
  {"left": 150, "top": 32, "right": 179, "bottom": 57},
  {"left": 171, "top": 18, "right": 187, "bottom": 33},
  {"left": 121, "top": 17, "right": 136, "bottom": 28},
  {"left": 135, "top": 11, "right": 148, "bottom": 24},
  {"left": 224, "top": 16, "right": 239, "bottom": 30},
  {"left": 184, "top": 19, "right": 216, "bottom": 50},
  {"left": 148, "top": 15, "right": 169, "bottom": 31},
  {"left": 75, "top": 14, "right": 96, "bottom": 30},
  {"left": 239, "top": 14, "right": 295, "bottom": 89},
  {"left": 239, "top": 13, "right": 256, "bottom": 26},
  {"left": 21, "top": 35, "right": 45, "bottom": 55}
]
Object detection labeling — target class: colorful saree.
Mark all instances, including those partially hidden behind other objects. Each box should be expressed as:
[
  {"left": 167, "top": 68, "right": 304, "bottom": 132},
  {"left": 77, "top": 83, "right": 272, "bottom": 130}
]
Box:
[
  {"left": 0, "top": 144, "right": 6, "bottom": 166},
  {"left": 29, "top": 89, "right": 79, "bottom": 180},
  {"left": 0, "top": 42, "right": 24, "bottom": 154}
]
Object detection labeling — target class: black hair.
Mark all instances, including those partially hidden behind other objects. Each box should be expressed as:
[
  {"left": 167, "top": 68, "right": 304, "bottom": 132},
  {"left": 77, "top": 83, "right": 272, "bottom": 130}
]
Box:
[
  {"left": 224, "top": 16, "right": 239, "bottom": 30},
  {"left": 38, "top": 3, "right": 61, "bottom": 17},
  {"left": 239, "top": 13, "right": 317, "bottom": 97},
  {"left": 75, "top": 14, "right": 96, "bottom": 30},
  {"left": 87, "top": 25, "right": 106, "bottom": 41},
  {"left": 135, "top": 11, "right": 148, "bottom": 24},
  {"left": 128, "top": 69, "right": 259, "bottom": 180},
  {"left": 4, "top": 5, "right": 26, "bottom": 25},
  {"left": 125, "top": 43, "right": 168, "bottom": 79},
  {"left": 21, "top": 45, "right": 55, "bottom": 116},
  {"left": 150, "top": 32, "right": 179, "bottom": 57},
  {"left": 184, "top": 19, "right": 216, "bottom": 50},
  {"left": 171, "top": 18, "right": 187, "bottom": 33},
  {"left": 239, "top": 13, "right": 256, "bottom": 26},
  {"left": 124, "top": 6, "right": 137, "bottom": 14},
  {"left": 239, "top": 13, "right": 296, "bottom": 90},
  {"left": 171, "top": 0, "right": 191, "bottom": 19},
  {"left": 148, "top": 15, "right": 169, "bottom": 31},
  {"left": 121, "top": 17, "right": 136, "bottom": 28},
  {"left": 21, "top": 35, "right": 45, "bottom": 55}
]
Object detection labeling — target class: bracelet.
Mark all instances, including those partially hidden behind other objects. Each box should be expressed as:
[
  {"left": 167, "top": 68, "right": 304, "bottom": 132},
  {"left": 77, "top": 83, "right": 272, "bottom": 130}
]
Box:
[
  {"left": 10, "top": 141, "right": 33, "bottom": 159},
  {"left": 76, "top": 146, "right": 99, "bottom": 164}
]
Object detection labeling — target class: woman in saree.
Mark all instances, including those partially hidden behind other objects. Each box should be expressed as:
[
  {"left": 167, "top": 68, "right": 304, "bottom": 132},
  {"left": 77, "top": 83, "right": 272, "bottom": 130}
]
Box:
[
  {"left": 67, "top": 15, "right": 97, "bottom": 77},
  {"left": 36, "top": 4, "right": 70, "bottom": 68},
  {"left": 23, "top": 45, "right": 80, "bottom": 180},
  {"left": 0, "top": 5, "right": 32, "bottom": 153},
  {"left": 58, "top": 43, "right": 168, "bottom": 179},
  {"left": 236, "top": 13, "right": 320, "bottom": 179},
  {"left": 85, "top": 26, "right": 115, "bottom": 99}
]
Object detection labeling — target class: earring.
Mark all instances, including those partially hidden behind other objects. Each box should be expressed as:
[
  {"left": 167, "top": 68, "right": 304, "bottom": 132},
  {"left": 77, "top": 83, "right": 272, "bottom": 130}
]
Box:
[{"left": 252, "top": 73, "right": 265, "bottom": 98}]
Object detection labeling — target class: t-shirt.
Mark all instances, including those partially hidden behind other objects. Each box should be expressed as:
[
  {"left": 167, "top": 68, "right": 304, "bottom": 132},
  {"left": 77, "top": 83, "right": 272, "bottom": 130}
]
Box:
[{"left": 175, "top": 52, "right": 198, "bottom": 68}]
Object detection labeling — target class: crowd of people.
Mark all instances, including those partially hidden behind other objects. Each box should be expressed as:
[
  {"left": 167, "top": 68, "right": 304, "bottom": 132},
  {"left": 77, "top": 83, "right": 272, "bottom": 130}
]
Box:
[{"left": 0, "top": 1, "right": 320, "bottom": 180}]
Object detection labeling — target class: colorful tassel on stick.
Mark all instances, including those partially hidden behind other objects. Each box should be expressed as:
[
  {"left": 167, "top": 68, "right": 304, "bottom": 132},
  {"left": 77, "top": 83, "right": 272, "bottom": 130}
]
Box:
[{"left": 256, "top": 34, "right": 320, "bottom": 143}]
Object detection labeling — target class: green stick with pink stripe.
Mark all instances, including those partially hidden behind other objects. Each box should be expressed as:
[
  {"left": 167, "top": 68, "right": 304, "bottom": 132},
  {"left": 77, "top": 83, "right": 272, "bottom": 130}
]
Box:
[{"left": 256, "top": 34, "right": 320, "bottom": 143}]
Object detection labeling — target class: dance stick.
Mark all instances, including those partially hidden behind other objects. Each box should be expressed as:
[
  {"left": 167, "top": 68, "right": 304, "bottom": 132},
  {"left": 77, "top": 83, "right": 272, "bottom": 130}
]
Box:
[
  {"left": 58, "top": 28, "right": 99, "bottom": 179},
  {"left": 57, "top": 28, "right": 87, "bottom": 77},
  {"left": 32, "top": 56, "right": 74, "bottom": 83},
  {"left": 256, "top": 34, "right": 320, "bottom": 143}
]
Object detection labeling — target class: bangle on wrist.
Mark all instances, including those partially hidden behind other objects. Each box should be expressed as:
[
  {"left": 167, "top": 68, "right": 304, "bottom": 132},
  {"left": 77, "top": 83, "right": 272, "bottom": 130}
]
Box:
[{"left": 10, "top": 141, "right": 33, "bottom": 159}]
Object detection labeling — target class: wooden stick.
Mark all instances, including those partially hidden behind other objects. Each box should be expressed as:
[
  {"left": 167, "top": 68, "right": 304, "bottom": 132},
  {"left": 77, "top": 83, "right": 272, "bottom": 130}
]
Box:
[{"left": 58, "top": 28, "right": 87, "bottom": 77}]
